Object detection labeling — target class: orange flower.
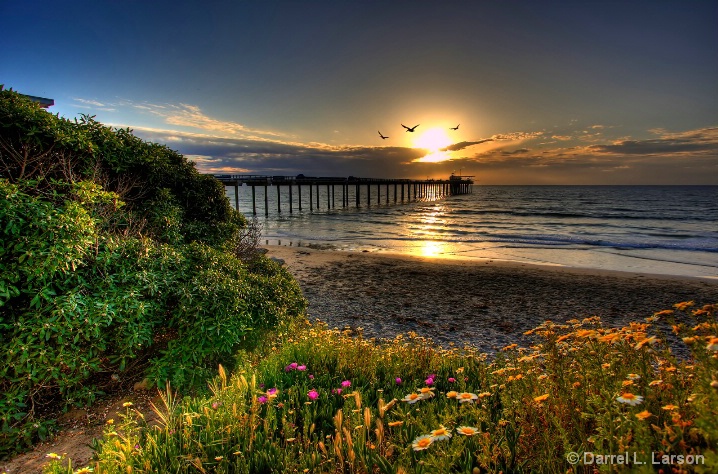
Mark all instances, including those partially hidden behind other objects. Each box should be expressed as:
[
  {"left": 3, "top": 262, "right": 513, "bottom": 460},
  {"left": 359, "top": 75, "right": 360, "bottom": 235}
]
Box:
[
  {"left": 635, "top": 410, "right": 652, "bottom": 420},
  {"left": 534, "top": 394, "right": 550, "bottom": 402}
]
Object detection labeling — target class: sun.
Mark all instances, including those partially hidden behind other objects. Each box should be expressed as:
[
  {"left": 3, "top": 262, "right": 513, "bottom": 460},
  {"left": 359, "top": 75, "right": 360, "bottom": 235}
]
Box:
[{"left": 412, "top": 127, "right": 453, "bottom": 152}]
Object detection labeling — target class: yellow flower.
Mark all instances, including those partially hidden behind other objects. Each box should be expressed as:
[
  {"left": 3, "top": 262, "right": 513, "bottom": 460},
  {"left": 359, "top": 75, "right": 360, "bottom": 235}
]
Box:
[
  {"left": 616, "top": 393, "right": 644, "bottom": 406},
  {"left": 418, "top": 387, "right": 435, "bottom": 398},
  {"left": 446, "top": 391, "right": 459, "bottom": 399},
  {"left": 707, "top": 337, "right": 718, "bottom": 352},
  {"left": 74, "top": 468, "right": 94, "bottom": 474},
  {"left": 430, "top": 426, "right": 452, "bottom": 441},
  {"left": 401, "top": 393, "right": 423, "bottom": 404},
  {"left": 635, "top": 336, "right": 659, "bottom": 350},
  {"left": 214, "top": 456, "right": 224, "bottom": 461},
  {"left": 649, "top": 380, "right": 663, "bottom": 387},
  {"left": 106, "top": 419, "right": 114, "bottom": 425},
  {"left": 411, "top": 434, "right": 433, "bottom": 451},
  {"left": 622, "top": 380, "right": 634, "bottom": 387},
  {"left": 534, "top": 394, "right": 550, "bottom": 403},
  {"left": 635, "top": 410, "right": 652, "bottom": 420},
  {"left": 537, "top": 374, "right": 548, "bottom": 380},
  {"left": 46, "top": 453, "right": 63, "bottom": 460},
  {"left": 455, "top": 367, "right": 465, "bottom": 373},
  {"left": 456, "top": 426, "right": 480, "bottom": 436},
  {"left": 122, "top": 402, "right": 133, "bottom": 407},
  {"left": 601, "top": 363, "right": 611, "bottom": 369},
  {"left": 683, "top": 336, "right": 697, "bottom": 344},
  {"left": 661, "top": 404, "right": 679, "bottom": 411},
  {"left": 674, "top": 301, "right": 694, "bottom": 311},
  {"left": 627, "top": 373, "right": 641, "bottom": 380},
  {"left": 478, "top": 391, "right": 492, "bottom": 398},
  {"left": 458, "top": 392, "right": 479, "bottom": 403}
]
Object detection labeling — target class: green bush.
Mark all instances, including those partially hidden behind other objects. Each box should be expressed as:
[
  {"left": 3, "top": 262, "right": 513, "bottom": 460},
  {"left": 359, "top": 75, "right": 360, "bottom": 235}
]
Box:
[{"left": 0, "top": 90, "right": 307, "bottom": 457}]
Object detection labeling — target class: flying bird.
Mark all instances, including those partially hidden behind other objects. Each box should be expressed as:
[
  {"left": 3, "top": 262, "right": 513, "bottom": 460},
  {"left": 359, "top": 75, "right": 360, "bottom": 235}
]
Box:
[
  {"left": 450, "top": 124, "right": 460, "bottom": 130},
  {"left": 378, "top": 131, "right": 389, "bottom": 139},
  {"left": 402, "top": 124, "right": 420, "bottom": 132}
]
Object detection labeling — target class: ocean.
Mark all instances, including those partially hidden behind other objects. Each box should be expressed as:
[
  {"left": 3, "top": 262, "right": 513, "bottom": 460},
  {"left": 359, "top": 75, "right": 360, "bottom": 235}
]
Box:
[{"left": 225, "top": 185, "right": 718, "bottom": 279}]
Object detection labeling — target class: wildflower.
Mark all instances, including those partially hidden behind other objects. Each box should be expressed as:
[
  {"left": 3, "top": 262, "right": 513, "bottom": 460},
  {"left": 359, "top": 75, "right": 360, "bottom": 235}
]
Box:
[
  {"left": 332, "top": 388, "right": 342, "bottom": 395},
  {"left": 649, "top": 380, "right": 663, "bottom": 387},
  {"left": 106, "top": 419, "right": 114, "bottom": 425},
  {"left": 402, "top": 393, "right": 423, "bottom": 404},
  {"left": 455, "top": 367, "right": 464, "bottom": 373},
  {"left": 456, "top": 426, "right": 480, "bottom": 436},
  {"left": 212, "top": 402, "right": 220, "bottom": 410},
  {"left": 395, "top": 377, "right": 402, "bottom": 384},
  {"left": 448, "top": 377, "right": 456, "bottom": 383},
  {"left": 446, "top": 391, "right": 459, "bottom": 399},
  {"left": 411, "top": 434, "right": 434, "bottom": 451},
  {"left": 122, "top": 402, "right": 133, "bottom": 407},
  {"left": 537, "top": 374, "right": 548, "bottom": 380},
  {"left": 661, "top": 404, "right": 678, "bottom": 411},
  {"left": 215, "top": 456, "right": 224, "bottom": 461},
  {"left": 425, "top": 377, "right": 434, "bottom": 385},
  {"left": 622, "top": 380, "right": 634, "bottom": 387},
  {"left": 308, "top": 390, "right": 319, "bottom": 400},
  {"left": 341, "top": 380, "right": 351, "bottom": 388},
  {"left": 635, "top": 410, "right": 652, "bottom": 420},
  {"left": 635, "top": 336, "right": 659, "bottom": 350},
  {"left": 458, "top": 392, "right": 478, "bottom": 403},
  {"left": 627, "top": 373, "right": 641, "bottom": 381},
  {"left": 297, "top": 365, "right": 307, "bottom": 371},
  {"left": 418, "top": 387, "right": 435, "bottom": 399},
  {"left": 74, "top": 468, "right": 94, "bottom": 473},
  {"left": 616, "top": 393, "right": 644, "bottom": 406},
  {"left": 308, "top": 374, "right": 314, "bottom": 380},
  {"left": 556, "top": 334, "right": 571, "bottom": 343},
  {"left": 430, "top": 426, "right": 452, "bottom": 441},
  {"left": 46, "top": 453, "right": 63, "bottom": 459},
  {"left": 683, "top": 336, "right": 697, "bottom": 344},
  {"left": 267, "top": 388, "right": 278, "bottom": 398},
  {"left": 707, "top": 337, "right": 718, "bottom": 351},
  {"left": 257, "top": 396, "right": 268, "bottom": 404},
  {"left": 478, "top": 392, "right": 492, "bottom": 398},
  {"left": 674, "top": 301, "right": 694, "bottom": 311},
  {"left": 534, "top": 394, "right": 550, "bottom": 403},
  {"left": 388, "top": 421, "right": 403, "bottom": 427}
]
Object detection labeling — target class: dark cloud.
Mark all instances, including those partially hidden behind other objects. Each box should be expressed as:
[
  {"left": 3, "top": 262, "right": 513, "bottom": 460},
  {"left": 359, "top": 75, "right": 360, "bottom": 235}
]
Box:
[
  {"left": 440, "top": 139, "right": 493, "bottom": 152},
  {"left": 587, "top": 127, "right": 718, "bottom": 156}
]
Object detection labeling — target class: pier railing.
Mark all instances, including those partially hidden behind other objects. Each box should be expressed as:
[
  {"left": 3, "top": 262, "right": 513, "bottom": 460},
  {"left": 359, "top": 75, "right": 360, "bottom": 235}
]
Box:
[{"left": 212, "top": 174, "right": 473, "bottom": 216}]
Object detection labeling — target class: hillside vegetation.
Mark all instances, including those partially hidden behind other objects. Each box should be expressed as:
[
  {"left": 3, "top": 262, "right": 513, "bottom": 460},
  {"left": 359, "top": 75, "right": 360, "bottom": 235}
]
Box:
[{"left": 0, "top": 89, "right": 306, "bottom": 457}]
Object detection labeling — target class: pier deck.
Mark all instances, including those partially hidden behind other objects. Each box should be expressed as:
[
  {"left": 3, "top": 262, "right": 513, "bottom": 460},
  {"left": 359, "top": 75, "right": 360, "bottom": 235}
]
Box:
[{"left": 213, "top": 174, "right": 473, "bottom": 216}]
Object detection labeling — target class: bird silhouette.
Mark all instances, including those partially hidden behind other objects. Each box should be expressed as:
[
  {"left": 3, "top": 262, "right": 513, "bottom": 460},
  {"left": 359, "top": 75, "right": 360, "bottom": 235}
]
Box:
[
  {"left": 402, "top": 124, "right": 420, "bottom": 132},
  {"left": 450, "top": 124, "right": 460, "bottom": 130},
  {"left": 378, "top": 131, "right": 389, "bottom": 139}
]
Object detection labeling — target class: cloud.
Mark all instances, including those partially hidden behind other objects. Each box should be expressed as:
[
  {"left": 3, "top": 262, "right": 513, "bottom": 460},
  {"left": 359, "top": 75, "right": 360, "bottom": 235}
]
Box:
[
  {"left": 586, "top": 127, "right": 718, "bottom": 156},
  {"left": 73, "top": 98, "right": 107, "bottom": 107},
  {"left": 440, "top": 131, "right": 543, "bottom": 152},
  {"left": 441, "top": 139, "right": 493, "bottom": 151}
]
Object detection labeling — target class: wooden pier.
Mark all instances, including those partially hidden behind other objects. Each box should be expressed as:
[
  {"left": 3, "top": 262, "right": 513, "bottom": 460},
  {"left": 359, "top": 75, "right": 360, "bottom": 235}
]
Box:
[{"left": 213, "top": 174, "right": 474, "bottom": 216}]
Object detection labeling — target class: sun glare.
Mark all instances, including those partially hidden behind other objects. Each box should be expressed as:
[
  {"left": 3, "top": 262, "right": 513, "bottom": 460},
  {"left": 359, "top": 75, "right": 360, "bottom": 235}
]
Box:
[{"left": 413, "top": 127, "right": 453, "bottom": 151}]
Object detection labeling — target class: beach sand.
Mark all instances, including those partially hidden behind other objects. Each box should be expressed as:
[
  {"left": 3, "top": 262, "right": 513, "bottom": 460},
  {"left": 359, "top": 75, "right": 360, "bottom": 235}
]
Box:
[{"left": 266, "top": 245, "right": 718, "bottom": 352}]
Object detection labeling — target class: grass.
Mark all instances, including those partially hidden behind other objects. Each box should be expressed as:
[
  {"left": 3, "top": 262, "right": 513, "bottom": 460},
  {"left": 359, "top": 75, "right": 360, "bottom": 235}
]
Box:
[{"left": 42, "top": 302, "right": 718, "bottom": 473}]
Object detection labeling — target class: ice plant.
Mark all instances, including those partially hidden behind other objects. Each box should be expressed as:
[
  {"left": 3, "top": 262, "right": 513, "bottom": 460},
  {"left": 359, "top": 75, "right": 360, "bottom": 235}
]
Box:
[
  {"left": 395, "top": 377, "right": 402, "bottom": 384},
  {"left": 456, "top": 426, "right": 480, "bottom": 436},
  {"left": 341, "top": 380, "right": 351, "bottom": 388},
  {"left": 297, "top": 365, "right": 307, "bottom": 371},
  {"left": 257, "top": 396, "right": 268, "bottom": 404},
  {"left": 616, "top": 393, "right": 644, "bottom": 406},
  {"left": 411, "top": 434, "right": 434, "bottom": 451},
  {"left": 308, "top": 389, "right": 319, "bottom": 400}
]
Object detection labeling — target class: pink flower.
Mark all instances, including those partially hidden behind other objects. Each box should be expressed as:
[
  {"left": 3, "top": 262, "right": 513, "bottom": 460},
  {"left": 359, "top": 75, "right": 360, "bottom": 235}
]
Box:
[
  {"left": 290, "top": 362, "right": 298, "bottom": 369},
  {"left": 257, "top": 396, "right": 267, "bottom": 404},
  {"left": 267, "top": 388, "right": 278, "bottom": 396},
  {"left": 395, "top": 377, "right": 402, "bottom": 384},
  {"left": 332, "top": 388, "right": 342, "bottom": 395},
  {"left": 341, "top": 380, "right": 351, "bottom": 388},
  {"left": 308, "top": 389, "right": 319, "bottom": 400},
  {"left": 448, "top": 377, "right": 456, "bottom": 383},
  {"left": 308, "top": 374, "right": 314, "bottom": 380},
  {"left": 297, "top": 365, "right": 307, "bottom": 371},
  {"left": 425, "top": 377, "right": 434, "bottom": 386}
]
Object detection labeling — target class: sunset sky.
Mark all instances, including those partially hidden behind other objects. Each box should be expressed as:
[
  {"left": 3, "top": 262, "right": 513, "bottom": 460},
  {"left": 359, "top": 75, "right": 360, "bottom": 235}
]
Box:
[{"left": 3, "top": 1, "right": 717, "bottom": 184}]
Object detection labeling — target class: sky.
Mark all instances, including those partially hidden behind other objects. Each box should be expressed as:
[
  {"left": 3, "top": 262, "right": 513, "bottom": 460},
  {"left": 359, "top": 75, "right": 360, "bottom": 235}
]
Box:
[{"left": 2, "top": 1, "right": 717, "bottom": 184}]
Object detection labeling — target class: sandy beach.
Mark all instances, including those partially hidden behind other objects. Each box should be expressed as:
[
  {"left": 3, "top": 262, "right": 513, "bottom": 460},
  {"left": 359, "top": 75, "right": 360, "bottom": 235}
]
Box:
[{"left": 266, "top": 245, "right": 718, "bottom": 352}]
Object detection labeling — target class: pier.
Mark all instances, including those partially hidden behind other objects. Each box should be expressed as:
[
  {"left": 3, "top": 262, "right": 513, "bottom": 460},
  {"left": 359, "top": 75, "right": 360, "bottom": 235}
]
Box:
[{"left": 213, "top": 174, "right": 474, "bottom": 216}]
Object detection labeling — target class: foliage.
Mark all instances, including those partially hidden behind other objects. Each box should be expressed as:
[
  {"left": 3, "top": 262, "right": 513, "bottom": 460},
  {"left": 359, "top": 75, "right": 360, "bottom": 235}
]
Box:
[
  {"left": 46, "top": 303, "right": 718, "bottom": 473},
  {"left": 0, "top": 90, "right": 307, "bottom": 458},
  {"left": 0, "top": 87, "right": 242, "bottom": 246}
]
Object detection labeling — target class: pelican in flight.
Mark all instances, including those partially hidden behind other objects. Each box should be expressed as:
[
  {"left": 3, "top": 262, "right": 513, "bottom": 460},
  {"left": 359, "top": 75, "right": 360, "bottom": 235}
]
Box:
[
  {"left": 378, "top": 131, "right": 389, "bottom": 139},
  {"left": 402, "top": 124, "right": 420, "bottom": 132},
  {"left": 450, "top": 124, "right": 460, "bottom": 130}
]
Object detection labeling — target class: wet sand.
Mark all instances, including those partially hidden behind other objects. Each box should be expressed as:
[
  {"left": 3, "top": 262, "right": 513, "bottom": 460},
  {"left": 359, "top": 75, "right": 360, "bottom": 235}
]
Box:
[{"left": 266, "top": 245, "right": 718, "bottom": 352}]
